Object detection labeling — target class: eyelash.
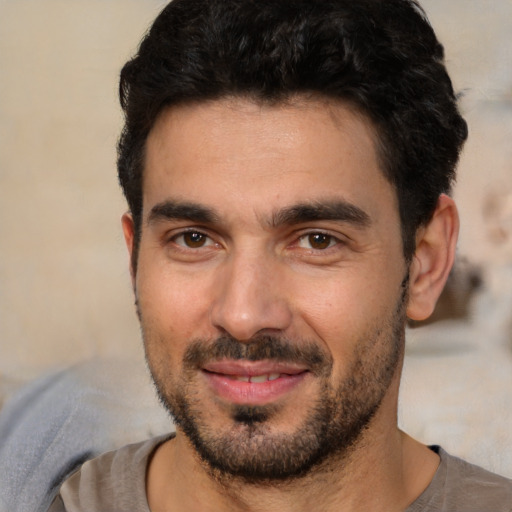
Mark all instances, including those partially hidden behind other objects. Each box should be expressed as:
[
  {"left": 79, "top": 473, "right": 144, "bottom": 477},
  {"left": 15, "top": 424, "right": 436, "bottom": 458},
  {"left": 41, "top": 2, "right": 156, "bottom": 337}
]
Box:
[{"left": 167, "top": 228, "right": 344, "bottom": 254}]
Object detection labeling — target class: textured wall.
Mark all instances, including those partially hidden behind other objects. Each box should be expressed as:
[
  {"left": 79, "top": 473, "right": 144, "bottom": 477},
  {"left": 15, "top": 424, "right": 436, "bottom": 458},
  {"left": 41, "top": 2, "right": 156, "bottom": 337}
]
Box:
[
  {"left": 0, "top": 0, "right": 511, "bottom": 474},
  {"left": 398, "top": 0, "right": 512, "bottom": 476},
  {"left": 0, "top": 1, "right": 167, "bottom": 380}
]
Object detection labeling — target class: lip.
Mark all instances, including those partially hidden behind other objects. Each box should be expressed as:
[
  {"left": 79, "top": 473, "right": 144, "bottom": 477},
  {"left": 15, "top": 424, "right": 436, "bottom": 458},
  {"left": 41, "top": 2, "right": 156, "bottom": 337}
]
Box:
[{"left": 202, "top": 360, "right": 309, "bottom": 405}]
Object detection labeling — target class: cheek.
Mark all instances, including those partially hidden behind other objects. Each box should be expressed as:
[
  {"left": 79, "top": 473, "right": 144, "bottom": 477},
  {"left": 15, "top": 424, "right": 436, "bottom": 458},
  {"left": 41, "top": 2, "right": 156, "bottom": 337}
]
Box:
[
  {"left": 135, "top": 259, "right": 216, "bottom": 345},
  {"left": 288, "top": 267, "right": 402, "bottom": 361},
  {"left": 289, "top": 270, "right": 379, "bottom": 332}
]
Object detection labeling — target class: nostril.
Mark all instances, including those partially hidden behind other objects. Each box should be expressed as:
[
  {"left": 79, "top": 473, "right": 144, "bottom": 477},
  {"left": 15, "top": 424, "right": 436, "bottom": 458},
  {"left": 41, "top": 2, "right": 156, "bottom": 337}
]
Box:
[{"left": 210, "top": 300, "right": 293, "bottom": 342}]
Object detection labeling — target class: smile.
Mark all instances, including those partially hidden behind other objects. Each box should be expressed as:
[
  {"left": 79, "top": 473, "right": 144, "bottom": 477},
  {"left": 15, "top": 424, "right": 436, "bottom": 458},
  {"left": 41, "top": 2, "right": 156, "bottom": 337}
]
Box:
[{"left": 201, "top": 361, "right": 309, "bottom": 405}]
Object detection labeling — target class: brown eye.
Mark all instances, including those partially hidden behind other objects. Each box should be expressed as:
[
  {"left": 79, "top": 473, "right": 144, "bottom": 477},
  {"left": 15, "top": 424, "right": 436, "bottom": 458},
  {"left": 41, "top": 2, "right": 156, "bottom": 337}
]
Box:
[
  {"left": 307, "top": 233, "right": 333, "bottom": 250},
  {"left": 182, "top": 232, "right": 207, "bottom": 248},
  {"left": 169, "top": 230, "right": 218, "bottom": 259}
]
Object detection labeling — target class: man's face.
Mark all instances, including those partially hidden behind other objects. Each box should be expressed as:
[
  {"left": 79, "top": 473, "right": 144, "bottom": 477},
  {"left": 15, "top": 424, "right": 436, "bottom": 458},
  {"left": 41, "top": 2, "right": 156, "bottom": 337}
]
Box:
[{"left": 128, "top": 98, "right": 409, "bottom": 480}]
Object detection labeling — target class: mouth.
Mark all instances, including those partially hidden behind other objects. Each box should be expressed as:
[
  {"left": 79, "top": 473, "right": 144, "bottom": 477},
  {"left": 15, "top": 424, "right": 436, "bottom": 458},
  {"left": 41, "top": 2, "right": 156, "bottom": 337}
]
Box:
[{"left": 202, "top": 360, "right": 309, "bottom": 406}]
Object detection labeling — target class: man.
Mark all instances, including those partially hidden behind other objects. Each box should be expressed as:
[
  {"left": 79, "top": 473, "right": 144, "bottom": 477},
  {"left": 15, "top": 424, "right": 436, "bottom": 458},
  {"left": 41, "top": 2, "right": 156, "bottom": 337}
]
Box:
[{"left": 49, "top": 0, "right": 512, "bottom": 510}]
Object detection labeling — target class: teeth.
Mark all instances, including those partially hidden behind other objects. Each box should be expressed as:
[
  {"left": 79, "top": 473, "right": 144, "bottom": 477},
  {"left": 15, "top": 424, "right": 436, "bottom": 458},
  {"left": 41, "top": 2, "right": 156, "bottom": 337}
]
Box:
[
  {"left": 232, "top": 373, "right": 281, "bottom": 383},
  {"left": 250, "top": 375, "right": 268, "bottom": 383}
]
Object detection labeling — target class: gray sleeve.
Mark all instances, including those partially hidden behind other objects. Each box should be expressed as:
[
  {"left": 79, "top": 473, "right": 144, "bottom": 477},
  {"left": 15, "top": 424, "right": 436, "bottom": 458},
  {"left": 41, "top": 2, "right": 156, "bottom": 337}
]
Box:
[{"left": 0, "top": 360, "right": 169, "bottom": 512}]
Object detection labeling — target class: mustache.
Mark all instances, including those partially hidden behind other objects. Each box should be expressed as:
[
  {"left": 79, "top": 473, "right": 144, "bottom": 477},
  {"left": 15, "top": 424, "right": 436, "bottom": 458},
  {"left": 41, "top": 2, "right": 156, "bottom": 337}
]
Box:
[{"left": 183, "top": 335, "right": 332, "bottom": 376}]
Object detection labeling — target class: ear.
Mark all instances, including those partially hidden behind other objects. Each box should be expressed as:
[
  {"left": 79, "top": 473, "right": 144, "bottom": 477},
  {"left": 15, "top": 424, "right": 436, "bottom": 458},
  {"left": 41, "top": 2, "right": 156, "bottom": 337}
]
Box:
[
  {"left": 407, "top": 194, "right": 459, "bottom": 321},
  {"left": 121, "top": 212, "right": 136, "bottom": 287}
]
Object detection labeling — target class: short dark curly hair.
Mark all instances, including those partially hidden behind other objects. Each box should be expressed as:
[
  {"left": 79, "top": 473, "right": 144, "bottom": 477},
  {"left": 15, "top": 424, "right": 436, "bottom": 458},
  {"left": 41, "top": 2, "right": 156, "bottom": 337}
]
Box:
[{"left": 118, "top": 0, "right": 467, "bottom": 262}]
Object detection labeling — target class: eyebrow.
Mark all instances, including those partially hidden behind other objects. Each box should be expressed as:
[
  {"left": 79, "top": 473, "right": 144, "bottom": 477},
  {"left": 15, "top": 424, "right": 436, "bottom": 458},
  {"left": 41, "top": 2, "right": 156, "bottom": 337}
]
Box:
[
  {"left": 147, "top": 200, "right": 219, "bottom": 225},
  {"left": 147, "top": 198, "right": 371, "bottom": 229},
  {"left": 270, "top": 200, "right": 371, "bottom": 228}
]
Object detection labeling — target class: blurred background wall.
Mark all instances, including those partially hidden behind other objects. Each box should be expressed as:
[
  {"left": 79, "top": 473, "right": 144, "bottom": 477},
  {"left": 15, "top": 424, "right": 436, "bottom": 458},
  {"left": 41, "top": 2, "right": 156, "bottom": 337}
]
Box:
[
  {"left": 0, "top": 0, "right": 511, "bottom": 474},
  {"left": 0, "top": 1, "right": 168, "bottom": 381}
]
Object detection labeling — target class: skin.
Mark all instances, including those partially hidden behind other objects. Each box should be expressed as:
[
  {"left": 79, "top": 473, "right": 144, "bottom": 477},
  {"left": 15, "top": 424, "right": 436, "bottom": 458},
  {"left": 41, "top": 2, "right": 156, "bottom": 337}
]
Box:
[{"left": 122, "top": 97, "right": 459, "bottom": 511}]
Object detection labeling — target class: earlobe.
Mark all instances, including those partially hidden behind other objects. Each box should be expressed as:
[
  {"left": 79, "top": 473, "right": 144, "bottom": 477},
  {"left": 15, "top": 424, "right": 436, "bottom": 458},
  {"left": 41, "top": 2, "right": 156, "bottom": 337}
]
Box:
[
  {"left": 121, "top": 212, "right": 136, "bottom": 286},
  {"left": 406, "top": 194, "right": 459, "bottom": 321}
]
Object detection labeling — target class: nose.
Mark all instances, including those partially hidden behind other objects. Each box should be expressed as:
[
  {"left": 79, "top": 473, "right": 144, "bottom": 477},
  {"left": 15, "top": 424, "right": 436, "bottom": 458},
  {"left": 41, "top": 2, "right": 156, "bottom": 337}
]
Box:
[{"left": 210, "top": 251, "right": 293, "bottom": 341}]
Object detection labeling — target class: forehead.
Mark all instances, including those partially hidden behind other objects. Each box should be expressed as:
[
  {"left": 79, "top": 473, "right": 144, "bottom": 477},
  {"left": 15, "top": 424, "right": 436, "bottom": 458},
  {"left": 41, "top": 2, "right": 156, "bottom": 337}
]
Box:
[{"left": 143, "top": 97, "right": 397, "bottom": 225}]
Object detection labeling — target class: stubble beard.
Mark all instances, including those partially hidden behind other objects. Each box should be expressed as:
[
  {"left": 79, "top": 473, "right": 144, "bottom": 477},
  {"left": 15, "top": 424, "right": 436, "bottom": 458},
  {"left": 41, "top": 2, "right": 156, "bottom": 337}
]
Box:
[{"left": 142, "top": 286, "right": 407, "bottom": 483}]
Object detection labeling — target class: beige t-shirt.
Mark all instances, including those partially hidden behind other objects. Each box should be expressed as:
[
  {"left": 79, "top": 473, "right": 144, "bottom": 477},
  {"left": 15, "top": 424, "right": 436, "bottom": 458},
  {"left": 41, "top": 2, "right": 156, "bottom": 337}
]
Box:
[{"left": 48, "top": 435, "right": 512, "bottom": 512}]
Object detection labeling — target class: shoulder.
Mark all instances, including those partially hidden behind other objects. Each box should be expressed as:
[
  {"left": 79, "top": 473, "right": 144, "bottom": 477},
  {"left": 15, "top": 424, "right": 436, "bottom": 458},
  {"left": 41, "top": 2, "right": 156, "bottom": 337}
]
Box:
[
  {"left": 409, "top": 446, "right": 512, "bottom": 512},
  {"left": 47, "top": 434, "right": 172, "bottom": 512},
  {"left": 440, "top": 446, "right": 512, "bottom": 505}
]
